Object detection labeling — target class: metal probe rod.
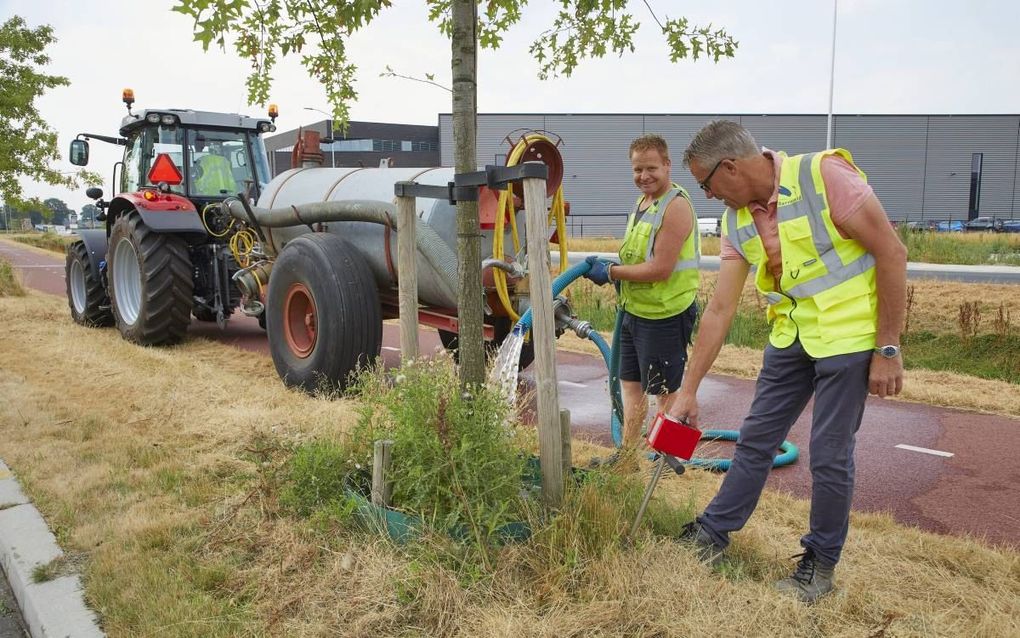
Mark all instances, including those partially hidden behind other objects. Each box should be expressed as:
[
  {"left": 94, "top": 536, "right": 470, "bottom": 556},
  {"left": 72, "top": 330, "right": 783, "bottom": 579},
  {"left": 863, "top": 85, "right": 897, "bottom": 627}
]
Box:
[{"left": 630, "top": 454, "right": 668, "bottom": 538}]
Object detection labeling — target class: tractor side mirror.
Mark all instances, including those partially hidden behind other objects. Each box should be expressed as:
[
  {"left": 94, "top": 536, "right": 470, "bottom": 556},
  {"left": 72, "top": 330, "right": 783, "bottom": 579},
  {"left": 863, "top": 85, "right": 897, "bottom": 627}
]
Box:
[
  {"left": 85, "top": 187, "right": 103, "bottom": 200},
  {"left": 70, "top": 139, "right": 90, "bottom": 166}
]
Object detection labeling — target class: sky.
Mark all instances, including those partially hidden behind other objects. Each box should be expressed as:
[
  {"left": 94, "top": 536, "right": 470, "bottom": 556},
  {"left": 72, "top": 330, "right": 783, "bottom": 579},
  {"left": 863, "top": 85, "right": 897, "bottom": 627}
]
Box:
[{"left": 4, "top": 0, "right": 1020, "bottom": 211}]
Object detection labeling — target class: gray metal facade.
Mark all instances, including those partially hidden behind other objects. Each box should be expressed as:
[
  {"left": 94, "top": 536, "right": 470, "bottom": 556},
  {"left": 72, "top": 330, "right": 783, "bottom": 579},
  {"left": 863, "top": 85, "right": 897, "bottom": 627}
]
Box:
[
  {"left": 439, "top": 113, "right": 1020, "bottom": 237},
  {"left": 265, "top": 120, "right": 440, "bottom": 176}
]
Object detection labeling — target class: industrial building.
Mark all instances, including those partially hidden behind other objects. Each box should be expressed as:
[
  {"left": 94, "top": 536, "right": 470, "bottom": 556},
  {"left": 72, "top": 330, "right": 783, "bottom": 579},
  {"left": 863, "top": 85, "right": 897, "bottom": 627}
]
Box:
[
  {"left": 270, "top": 114, "right": 1020, "bottom": 237},
  {"left": 265, "top": 120, "right": 440, "bottom": 177}
]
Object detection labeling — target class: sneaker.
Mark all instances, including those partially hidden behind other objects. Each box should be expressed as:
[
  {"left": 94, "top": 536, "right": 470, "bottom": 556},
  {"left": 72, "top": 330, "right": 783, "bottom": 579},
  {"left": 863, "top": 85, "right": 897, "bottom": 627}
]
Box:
[
  {"left": 677, "top": 521, "right": 725, "bottom": 567},
  {"left": 774, "top": 549, "right": 835, "bottom": 603}
]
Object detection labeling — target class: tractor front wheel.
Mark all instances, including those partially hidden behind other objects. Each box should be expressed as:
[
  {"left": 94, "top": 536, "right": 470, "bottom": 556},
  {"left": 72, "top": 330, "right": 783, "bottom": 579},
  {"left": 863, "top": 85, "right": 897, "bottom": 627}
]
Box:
[
  {"left": 266, "top": 233, "right": 381, "bottom": 393},
  {"left": 108, "top": 211, "right": 194, "bottom": 345},
  {"left": 65, "top": 240, "right": 113, "bottom": 327}
]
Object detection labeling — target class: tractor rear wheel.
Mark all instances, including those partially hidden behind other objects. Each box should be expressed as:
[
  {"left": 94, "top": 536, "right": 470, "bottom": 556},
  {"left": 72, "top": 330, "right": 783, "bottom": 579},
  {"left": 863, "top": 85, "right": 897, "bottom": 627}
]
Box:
[
  {"left": 266, "top": 233, "right": 381, "bottom": 393},
  {"left": 65, "top": 240, "right": 113, "bottom": 327},
  {"left": 108, "top": 211, "right": 194, "bottom": 345}
]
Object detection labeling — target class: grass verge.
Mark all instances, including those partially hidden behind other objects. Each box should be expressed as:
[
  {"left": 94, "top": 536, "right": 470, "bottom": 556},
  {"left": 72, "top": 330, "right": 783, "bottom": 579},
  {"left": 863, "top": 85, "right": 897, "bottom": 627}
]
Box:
[
  {"left": 0, "top": 292, "right": 1017, "bottom": 636},
  {"left": 0, "top": 257, "right": 26, "bottom": 297},
  {"left": 566, "top": 271, "right": 1020, "bottom": 386},
  {"left": 7, "top": 232, "right": 72, "bottom": 254},
  {"left": 565, "top": 231, "right": 1020, "bottom": 265}
]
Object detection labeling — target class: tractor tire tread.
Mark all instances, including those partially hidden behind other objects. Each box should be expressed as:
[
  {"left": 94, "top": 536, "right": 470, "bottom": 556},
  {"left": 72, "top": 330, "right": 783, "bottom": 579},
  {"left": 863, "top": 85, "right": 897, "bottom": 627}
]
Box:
[
  {"left": 109, "top": 211, "right": 194, "bottom": 346},
  {"left": 65, "top": 240, "right": 113, "bottom": 327}
]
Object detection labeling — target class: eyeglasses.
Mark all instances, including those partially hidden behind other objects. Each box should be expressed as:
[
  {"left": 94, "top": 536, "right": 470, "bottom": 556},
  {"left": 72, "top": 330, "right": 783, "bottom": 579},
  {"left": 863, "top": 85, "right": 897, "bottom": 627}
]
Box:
[{"left": 698, "top": 158, "right": 732, "bottom": 193}]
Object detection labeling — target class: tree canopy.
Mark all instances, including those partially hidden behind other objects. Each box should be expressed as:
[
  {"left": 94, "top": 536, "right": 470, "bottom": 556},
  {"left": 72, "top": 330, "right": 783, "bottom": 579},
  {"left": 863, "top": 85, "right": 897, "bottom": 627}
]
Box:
[
  {"left": 173, "top": 0, "right": 736, "bottom": 387},
  {"left": 173, "top": 0, "right": 737, "bottom": 129},
  {"left": 0, "top": 17, "right": 82, "bottom": 206}
]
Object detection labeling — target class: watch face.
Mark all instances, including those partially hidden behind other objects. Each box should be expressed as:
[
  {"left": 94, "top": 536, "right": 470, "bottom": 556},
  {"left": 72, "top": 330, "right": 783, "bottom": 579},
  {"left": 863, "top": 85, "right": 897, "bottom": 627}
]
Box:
[{"left": 878, "top": 345, "right": 899, "bottom": 358}]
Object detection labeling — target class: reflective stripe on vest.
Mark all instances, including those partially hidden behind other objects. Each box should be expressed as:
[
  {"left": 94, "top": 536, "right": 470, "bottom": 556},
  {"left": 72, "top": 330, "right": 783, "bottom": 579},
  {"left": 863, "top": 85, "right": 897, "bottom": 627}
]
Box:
[
  {"left": 724, "top": 208, "right": 757, "bottom": 262},
  {"left": 778, "top": 153, "right": 876, "bottom": 298},
  {"left": 724, "top": 153, "right": 874, "bottom": 300},
  {"left": 619, "top": 183, "right": 700, "bottom": 320},
  {"left": 628, "top": 187, "right": 700, "bottom": 271}
]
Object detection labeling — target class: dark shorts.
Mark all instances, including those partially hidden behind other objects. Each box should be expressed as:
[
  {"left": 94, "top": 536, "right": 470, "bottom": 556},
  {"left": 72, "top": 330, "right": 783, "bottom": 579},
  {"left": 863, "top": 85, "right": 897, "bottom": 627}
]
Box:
[{"left": 618, "top": 303, "right": 697, "bottom": 396}]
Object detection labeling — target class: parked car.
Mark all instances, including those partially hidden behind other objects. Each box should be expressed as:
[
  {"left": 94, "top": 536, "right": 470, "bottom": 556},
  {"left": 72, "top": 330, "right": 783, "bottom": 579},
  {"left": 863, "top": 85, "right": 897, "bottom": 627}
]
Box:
[
  {"left": 964, "top": 217, "right": 1003, "bottom": 232},
  {"left": 904, "top": 220, "right": 937, "bottom": 232},
  {"left": 999, "top": 220, "right": 1020, "bottom": 233},
  {"left": 935, "top": 220, "right": 965, "bottom": 232},
  {"left": 698, "top": 217, "right": 721, "bottom": 236}
]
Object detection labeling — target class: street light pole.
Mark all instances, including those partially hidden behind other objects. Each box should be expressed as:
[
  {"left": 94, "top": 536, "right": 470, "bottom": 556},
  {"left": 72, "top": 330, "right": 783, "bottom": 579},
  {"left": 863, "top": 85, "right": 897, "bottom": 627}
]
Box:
[
  {"left": 303, "top": 107, "right": 336, "bottom": 168},
  {"left": 825, "top": 0, "right": 838, "bottom": 149}
]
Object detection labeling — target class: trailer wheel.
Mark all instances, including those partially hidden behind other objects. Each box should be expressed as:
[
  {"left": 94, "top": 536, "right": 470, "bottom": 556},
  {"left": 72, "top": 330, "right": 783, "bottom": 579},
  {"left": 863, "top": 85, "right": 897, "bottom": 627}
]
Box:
[
  {"left": 65, "top": 240, "right": 113, "bottom": 327},
  {"left": 267, "top": 233, "right": 382, "bottom": 393},
  {"left": 108, "top": 211, "right": 194, "bottom": 345},
  {"left": 438, "top": 317, "right": 535, "bottom": 370}
]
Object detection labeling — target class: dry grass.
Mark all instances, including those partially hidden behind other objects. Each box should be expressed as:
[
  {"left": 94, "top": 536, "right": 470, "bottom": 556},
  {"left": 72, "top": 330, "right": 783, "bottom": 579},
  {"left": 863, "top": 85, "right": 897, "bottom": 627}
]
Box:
[
  {"left": 0, "top": 257, "right": 26, "bottom": 297},
  {"left": 0, "top": 291, "right": 1018, "bottom": 636},
  {"left": 558, "top": 272, "right": 1020, "bottom": 417},
  {"left": 8, "top": 232, "right": 74, "bottom": 254}
]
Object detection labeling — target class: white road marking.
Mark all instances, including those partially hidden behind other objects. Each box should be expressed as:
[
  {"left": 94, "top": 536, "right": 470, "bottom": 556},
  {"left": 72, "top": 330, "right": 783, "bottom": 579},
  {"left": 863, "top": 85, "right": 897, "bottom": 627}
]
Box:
[
  {"left": 381, "top": 346, "right": 400, "bottom": 352},
  {"left": 894, "top": 444, "right": 954, "bottom": 458},
  {"left": 16, "top": 265, "right": 62, "bottom": 269},
  {"left": 559, "top": 380, "right": 587, "bottom": 388}
]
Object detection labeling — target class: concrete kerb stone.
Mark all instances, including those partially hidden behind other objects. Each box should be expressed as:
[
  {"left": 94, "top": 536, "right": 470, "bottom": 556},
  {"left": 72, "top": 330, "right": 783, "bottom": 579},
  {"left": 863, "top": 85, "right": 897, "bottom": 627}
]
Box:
[{"left": 0, "top": 459, "right": 104, "bottom": 638}]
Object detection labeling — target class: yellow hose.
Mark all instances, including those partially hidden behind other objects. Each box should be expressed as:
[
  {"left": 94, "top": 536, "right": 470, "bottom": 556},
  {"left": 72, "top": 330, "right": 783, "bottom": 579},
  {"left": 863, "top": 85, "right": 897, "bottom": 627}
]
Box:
[{"left": 492, "top": 134, "right": 569, "bottom": 322}]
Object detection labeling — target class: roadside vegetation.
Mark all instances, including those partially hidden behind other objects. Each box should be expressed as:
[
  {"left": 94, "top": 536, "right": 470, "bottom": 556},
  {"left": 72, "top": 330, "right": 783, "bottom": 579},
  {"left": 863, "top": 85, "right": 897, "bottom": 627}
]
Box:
[
  {"left": 7, "top": 231, "right": 73, "bottom": 253},
  {"left": 565, "top": 230, "right": 1020, "bottom": 265},
  {"left": 0, "top": 291, "right": 1016, "bottom": 636},
  {"left": 0, "top": 256, "right": 25, "bottom": 296},
  {"left": 567, "top": 256, "right": 1020, "bottom": 386}
]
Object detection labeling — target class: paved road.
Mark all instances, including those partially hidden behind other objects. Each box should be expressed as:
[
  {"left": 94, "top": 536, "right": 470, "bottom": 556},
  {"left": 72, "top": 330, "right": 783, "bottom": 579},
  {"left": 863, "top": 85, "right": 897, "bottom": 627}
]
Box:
[
  {"left": 0, "top": 567, "right": 27, "bottom": 638},
  {"left": 2, "top": 238, "right": 1018, "bottom": 548}
]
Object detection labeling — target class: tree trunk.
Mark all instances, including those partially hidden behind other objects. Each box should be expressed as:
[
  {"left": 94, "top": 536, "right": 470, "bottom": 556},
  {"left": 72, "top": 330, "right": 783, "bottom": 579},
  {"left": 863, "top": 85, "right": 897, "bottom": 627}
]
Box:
[{"left": 450, "top": 0, "right": 485, "bottom": 388}]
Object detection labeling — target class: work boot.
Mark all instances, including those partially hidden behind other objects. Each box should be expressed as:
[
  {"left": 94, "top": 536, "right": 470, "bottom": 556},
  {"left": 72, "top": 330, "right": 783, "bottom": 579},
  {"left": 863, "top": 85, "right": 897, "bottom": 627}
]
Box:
[
  {"left": 774, "top": 549, "right": 835, "bottom": 603},
  {"left": 677, "top": 521, "right": 725, "bottom": 567}
]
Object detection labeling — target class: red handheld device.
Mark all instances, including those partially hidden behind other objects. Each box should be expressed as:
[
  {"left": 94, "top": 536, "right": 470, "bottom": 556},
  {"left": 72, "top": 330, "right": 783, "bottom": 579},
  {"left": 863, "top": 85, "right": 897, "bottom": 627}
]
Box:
[{"left": 646, "top": 412, "right": 701, "bottom": 460}]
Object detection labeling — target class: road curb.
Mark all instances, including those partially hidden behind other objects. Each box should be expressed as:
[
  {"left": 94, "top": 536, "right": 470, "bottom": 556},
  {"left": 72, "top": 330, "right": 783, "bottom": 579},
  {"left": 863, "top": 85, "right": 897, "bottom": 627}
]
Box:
[{"left": 0, "top": 459, "right": 104, "bottom": 638}]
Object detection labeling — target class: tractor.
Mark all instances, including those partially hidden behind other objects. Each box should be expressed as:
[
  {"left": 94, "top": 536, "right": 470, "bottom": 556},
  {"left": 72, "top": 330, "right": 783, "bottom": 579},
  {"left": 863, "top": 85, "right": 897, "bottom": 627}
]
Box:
[
  {"left": 66, "top": 89, "right": 277, "bottom": 344},
  {"left": 67, "top": 91, "right": 566, "bottom": 392}
]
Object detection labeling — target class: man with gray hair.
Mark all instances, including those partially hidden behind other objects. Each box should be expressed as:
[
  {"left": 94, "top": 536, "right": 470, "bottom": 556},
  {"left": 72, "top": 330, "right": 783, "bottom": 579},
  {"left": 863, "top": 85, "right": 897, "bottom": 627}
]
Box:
[{"left": 671, "top": 120, "right": 907, "bottom": 603}]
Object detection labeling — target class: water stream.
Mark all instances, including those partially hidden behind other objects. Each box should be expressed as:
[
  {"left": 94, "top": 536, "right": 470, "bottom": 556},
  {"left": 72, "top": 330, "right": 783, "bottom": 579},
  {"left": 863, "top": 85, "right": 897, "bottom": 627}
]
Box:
[{"left": 487, "top": 328, "right": 525, "bottom": 408}]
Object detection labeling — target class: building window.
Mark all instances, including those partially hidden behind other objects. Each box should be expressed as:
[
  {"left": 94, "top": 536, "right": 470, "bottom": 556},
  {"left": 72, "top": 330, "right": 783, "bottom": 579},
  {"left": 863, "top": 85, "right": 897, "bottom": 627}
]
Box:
[{"left": 968, "top": 153, "right": 983, "bottom": 219}]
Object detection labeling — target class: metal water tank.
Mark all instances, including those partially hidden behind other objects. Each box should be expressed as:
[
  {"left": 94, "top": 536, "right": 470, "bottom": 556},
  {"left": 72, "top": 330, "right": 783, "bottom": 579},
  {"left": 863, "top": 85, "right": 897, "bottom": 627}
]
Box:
[{"left": 257, "top": 166, "right": 526, "bottom": 309}]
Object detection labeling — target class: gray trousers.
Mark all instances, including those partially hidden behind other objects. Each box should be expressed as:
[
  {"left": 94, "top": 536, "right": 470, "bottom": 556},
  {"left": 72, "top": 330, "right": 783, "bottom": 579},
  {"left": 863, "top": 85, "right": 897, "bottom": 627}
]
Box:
[{"left": 697, "top": 340, "right": 872, "bottom": 566}]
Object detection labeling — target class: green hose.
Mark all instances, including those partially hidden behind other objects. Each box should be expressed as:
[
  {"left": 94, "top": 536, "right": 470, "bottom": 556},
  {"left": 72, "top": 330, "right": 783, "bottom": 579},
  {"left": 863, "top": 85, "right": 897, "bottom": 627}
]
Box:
[{"left": 513, "top": 258, "right": 798, "bottom": 471}]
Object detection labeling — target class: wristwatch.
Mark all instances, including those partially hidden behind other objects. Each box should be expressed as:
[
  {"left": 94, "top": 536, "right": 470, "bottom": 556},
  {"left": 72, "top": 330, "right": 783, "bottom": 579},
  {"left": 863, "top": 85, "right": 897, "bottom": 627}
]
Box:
[{"left": 874, "top": 344, "right": 901, "bottom": 359}]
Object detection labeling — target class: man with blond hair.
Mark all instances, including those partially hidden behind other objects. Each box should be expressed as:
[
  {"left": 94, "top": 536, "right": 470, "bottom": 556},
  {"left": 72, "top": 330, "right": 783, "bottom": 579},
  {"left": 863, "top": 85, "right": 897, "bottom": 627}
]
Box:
[
  {"left": 672, "top": 120, "right": 907, "bottom": 603},
  {"left": 584, "top": 134, "right": 700, "bottom": 468}
]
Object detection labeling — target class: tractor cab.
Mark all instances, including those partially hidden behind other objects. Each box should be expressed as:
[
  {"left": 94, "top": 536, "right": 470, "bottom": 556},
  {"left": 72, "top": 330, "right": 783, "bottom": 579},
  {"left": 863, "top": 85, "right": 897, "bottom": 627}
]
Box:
[
  {"left": 117, "top": 111, "right": 274, "bottom": 204},
  {"left": 65, "top": 90, "right": 281, "bottom": 345},
  {"left": 70, "top": 89, "right": 276, "bottom": 207}
]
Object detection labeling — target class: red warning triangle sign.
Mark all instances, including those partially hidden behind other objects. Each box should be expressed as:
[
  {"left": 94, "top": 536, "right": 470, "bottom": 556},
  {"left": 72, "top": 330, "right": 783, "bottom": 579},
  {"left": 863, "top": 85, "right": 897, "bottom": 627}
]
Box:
[{"left": 147, "top": 153, "right": 183, "bottom": 185}]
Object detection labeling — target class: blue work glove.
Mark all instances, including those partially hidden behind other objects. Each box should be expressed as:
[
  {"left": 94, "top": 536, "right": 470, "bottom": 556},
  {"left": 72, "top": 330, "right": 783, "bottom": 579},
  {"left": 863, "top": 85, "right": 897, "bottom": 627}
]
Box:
[{"left": 584, "top": 255, "right": 615, "bottom": 286}]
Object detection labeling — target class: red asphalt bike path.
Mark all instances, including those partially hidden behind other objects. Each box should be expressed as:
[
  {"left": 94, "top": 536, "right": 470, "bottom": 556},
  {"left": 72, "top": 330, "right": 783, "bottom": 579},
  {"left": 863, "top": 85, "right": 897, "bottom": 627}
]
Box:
[{"left": 2, "top": 238, "right": 1017, "bottom": 548}]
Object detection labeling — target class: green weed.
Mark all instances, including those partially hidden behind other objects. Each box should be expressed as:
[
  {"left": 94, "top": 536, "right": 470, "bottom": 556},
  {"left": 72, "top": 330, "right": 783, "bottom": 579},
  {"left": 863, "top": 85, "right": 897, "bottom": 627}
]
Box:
[{"left": 0, "top": 258, "right": 25, "bottom": 297}]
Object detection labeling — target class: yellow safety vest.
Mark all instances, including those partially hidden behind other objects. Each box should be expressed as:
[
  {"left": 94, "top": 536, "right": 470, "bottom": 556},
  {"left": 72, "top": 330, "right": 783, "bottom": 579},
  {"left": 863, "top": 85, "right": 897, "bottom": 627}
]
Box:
[
  {"left": 618, "top": 183, "right": 700, "bottom": 320},
  {"left": 721, "top": 150, "right": 878, "bottom": 358},
  {"left": 194, "top": 154, "right": 235, "bottom": 196}
]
